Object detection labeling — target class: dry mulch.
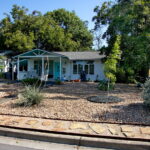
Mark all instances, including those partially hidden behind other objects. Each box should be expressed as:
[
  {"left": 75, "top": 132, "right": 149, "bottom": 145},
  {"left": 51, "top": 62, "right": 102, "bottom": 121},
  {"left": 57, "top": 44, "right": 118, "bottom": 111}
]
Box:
[{"left": 0, "top": 82, "right": 150, "bottom": 125}]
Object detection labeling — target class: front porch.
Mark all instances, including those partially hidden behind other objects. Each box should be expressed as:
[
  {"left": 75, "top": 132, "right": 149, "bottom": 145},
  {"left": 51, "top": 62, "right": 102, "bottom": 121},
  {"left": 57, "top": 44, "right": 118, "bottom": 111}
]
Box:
[{"left": 13, "top": 49, "right": 67, "bottom": 81}]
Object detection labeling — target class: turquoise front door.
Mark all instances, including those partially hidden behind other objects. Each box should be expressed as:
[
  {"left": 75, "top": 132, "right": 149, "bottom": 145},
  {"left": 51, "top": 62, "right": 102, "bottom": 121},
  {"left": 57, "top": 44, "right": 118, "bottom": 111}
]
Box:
[{"left": 54, "top": 62, "right": 60, "bottom": 79}]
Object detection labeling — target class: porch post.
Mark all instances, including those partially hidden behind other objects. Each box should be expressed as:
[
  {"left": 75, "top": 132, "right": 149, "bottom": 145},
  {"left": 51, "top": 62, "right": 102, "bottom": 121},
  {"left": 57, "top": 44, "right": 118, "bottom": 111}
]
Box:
[
  {"left": 42, "top": 57, "right": 44, "bottom": 80},
  {"left": 59, "top": 57, "right": 62, "bottom": 80},
  {"left": 17, "top": 57, "right": 20, "bottom": 80}
]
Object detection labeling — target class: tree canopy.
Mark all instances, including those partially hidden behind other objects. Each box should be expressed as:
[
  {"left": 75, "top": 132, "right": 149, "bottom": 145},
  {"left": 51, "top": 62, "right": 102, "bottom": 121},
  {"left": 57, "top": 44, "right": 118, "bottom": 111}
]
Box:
[
  {"left": 0, "top": 5, "right": 93, "bottom": 54},
  {"left": 93, "top": 0, "right": 150, "bottom": 82}
]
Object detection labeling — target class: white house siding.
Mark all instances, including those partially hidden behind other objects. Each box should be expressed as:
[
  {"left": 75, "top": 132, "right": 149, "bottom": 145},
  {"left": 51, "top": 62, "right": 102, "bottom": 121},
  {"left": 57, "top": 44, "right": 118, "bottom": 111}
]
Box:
[
  {"left": 61, "top": 59, "right": 105, "bottom": 81},
  {"left": 18, "top": 58, "right": 105, "bottom": 81}
]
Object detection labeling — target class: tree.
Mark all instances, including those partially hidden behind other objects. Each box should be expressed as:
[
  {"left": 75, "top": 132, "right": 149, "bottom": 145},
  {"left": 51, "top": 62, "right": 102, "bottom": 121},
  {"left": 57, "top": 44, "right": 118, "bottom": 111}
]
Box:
[
  {"left": 45, "top": 9, "right": 93, "bottom": 51},
  {"left": 104, "top": 35, "right": 121, "bottom": 83},
  {"left": 0, "top": 5, "right": 93, "bottom": 54},
  {"left": 93, "top": 0, "right": 150, "bottom": 82}
]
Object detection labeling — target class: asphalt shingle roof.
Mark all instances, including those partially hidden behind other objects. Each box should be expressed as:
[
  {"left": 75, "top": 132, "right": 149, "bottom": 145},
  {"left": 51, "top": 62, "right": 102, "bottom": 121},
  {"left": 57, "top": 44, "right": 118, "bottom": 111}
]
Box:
[{"left": 55, "top": 51, "right": 105, "bottom": 60}]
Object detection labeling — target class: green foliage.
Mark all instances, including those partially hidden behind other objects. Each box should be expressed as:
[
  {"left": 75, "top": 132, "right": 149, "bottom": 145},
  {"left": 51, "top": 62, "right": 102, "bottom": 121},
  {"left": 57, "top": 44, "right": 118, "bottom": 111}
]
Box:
[
  {"left": 93, "top": 0, "right": 150, "bottom": 82},
  {"left": 104, "top": 35, "right": 121, "bottom": 83},
  {"left": 5, "top": 31, "right": 35, "bottom": 52},
  {"left": 142, "top": 79, "right": 150, "bottom": 108},
  {"left": 116, "top": 67, "right": 137, "bottom": 83},
  {"left": 45, "top": 9, "right": 93, "bottom": 51},
  {"left": 98, "top": 80, "right": 114, "bottom": 91},
  {"left": 0, "top": 5, "right": 93, "bottom": 53},
  {"left": 116, "top": 67, "right": 126, "bottom": 83},
  {"left": 17, "top": 85, "right": 43, "bottom": 106},
  {"left": 0, "top": 72, "right": 4, "bottom": 79},
  {"left": 21, "top": 78, "right": 45, "bottom": 87},
  {"left": 55, "top": 79, "right": 62, "bottom": 85}
]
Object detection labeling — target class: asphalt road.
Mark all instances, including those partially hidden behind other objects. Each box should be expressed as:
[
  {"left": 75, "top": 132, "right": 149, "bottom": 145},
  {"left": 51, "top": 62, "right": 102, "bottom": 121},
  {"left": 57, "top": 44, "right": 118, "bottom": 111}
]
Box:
[
  {"left": 0, "top": 143, "right": 41, "bottom": 150},
  {"left": 0, "top": 135, "right": 114, "bottom": 150}
]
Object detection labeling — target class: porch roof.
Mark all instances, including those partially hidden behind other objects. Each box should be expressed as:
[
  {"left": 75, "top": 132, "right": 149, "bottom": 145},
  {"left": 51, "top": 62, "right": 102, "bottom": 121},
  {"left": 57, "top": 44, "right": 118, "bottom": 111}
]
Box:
[{"left": 13, "top": 49, "right": 67, "bottom": 58}]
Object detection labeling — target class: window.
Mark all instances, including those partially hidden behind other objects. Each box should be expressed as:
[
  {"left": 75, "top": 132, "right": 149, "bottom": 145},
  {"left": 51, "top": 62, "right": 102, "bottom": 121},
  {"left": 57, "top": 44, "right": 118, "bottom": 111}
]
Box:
[
  {"left": 78, "top": 64, "right": 83, "bottom": 74},
  {"left": 73, "top": 64, "right": 78, "bottom": 74},
  {"left": 63, "top": 67, "right": 66, "bottom": 74},
  {"left": 85, "top": 65, "right": 89, "bottom": 74},
  {"left": 89, "top": 64, "right": 94, "bottom": 75},
  {"left": 34, "top": 61, "right": 38, "bottom": 70}
]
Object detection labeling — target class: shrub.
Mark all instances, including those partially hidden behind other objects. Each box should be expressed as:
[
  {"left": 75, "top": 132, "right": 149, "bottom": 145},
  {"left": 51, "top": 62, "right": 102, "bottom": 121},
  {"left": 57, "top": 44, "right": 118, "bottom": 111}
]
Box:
[
  {"left": 55, "top": 79, "right": 62, "bottom": 85},
  {"left": 0, "top": 72, "right": 4, "bottom": 79},
  {"left": 127, "top": 76, "right": 137, "bottom": 84},
  {"left": 21, "top": 78, "right": 45, "bottom": 87},
  {"left": 98, "top": 80, "right": 114, "bottom": 91},
  {"left": 142, "top": 79, "right": 150, "bottom": 108},
  {"left": 17, "top": 85, "right": 43, "bottom": 106},
  {"left": 116, "top": 67, "right": 126, "bottom": 83}
]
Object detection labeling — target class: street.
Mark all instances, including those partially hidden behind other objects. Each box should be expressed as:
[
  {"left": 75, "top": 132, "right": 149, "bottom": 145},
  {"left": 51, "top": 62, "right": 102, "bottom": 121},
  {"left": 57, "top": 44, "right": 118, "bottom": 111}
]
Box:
[{"left": 0, "top": 135, "right": 114, "bottom": 150}]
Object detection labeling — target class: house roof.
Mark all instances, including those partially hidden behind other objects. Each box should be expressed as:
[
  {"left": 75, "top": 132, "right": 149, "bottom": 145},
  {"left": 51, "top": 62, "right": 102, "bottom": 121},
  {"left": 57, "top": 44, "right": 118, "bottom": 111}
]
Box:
[
  {"left": 13, "top": 49, "right": 105, "bottom": 60},
  {"left": 54, "top": 51, "right": 105, "bottom": 60},
  {"left": 13, "top": 49, "right": 65, "bottom": 58},
  {"left": 0, "top": 50, "right": 13, "bottom": 56}
]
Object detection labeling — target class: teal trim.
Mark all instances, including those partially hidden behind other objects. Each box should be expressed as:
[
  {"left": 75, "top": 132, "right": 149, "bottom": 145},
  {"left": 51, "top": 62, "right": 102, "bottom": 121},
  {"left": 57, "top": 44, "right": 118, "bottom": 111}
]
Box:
[
  {"left": 54, "top": 62, "right": 60, "bottom": 79},
  {"left": 12, "top": 59, "right": 27, "bottom": 66},
  {"left": 13, "top": 49, "right": 66, "bottom": 58}
]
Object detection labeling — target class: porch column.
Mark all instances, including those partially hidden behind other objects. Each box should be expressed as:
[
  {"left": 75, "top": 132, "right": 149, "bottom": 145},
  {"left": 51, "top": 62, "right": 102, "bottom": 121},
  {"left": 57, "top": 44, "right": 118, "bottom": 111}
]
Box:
[
  {"left": 42, "top": 57, "right": 44, "bottom": 80},
  {"left": 17, "top": 57, "right": 20, "bottom": 80},
  {"left": 59, "top": 57, "right": 62, "bottom": 80}
]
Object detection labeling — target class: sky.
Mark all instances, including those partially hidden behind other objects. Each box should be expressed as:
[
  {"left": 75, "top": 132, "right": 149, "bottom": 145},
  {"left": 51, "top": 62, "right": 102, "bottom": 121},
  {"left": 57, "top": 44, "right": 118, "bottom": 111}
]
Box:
[{"left": 0, "top": 0, "right": 107, "bottom": 30}]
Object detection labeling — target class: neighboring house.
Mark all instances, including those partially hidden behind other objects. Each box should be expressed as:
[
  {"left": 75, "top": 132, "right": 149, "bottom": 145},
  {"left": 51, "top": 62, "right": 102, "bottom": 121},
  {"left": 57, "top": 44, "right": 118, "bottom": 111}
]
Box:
[
  {"left": 13, "top": 49, "right": 105, "bottom": 81},
  {"left": 0, "top": 51, "right": 12, "bottom": 73}
]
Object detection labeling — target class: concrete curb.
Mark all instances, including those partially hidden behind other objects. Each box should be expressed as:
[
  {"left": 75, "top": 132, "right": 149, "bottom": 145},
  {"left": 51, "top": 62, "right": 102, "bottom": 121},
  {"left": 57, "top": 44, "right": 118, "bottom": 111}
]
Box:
[{"left": 0, "top": 127, "right": 149, "bottom": 150}]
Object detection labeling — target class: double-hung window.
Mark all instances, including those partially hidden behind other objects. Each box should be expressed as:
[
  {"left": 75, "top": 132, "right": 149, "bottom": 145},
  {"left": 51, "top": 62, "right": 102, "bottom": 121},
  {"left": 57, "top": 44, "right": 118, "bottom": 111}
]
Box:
[
  {"left": 89, "top": 64, "right": 94, "bottom": 74},
  {"left": 73, "top": 61, "right": 94, "bottom": 75},
  {"left": 73, "top": 61, "right": 78, "bottom": 74},
  {"left": 78, "top": 64, "right": 83, "bottom": 74}
]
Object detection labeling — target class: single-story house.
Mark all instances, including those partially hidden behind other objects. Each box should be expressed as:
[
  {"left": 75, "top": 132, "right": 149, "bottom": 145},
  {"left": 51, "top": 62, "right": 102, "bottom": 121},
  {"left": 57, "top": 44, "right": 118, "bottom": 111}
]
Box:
[{"left": 12, "top": 49, "right": 106, "bottom": 81}]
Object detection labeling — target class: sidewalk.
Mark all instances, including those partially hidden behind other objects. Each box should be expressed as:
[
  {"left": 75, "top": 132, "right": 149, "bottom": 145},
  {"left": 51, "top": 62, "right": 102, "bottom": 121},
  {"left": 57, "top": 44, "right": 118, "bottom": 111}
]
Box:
[{"left": 0, "top": 114, "right": 149, "bottom": 140}]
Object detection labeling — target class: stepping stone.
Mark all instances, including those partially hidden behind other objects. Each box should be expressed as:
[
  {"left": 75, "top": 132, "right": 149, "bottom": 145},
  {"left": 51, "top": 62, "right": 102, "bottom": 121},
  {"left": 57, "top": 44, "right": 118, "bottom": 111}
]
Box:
[
  {"left": 26, "top": 120, "right": 38, "bottom": 126},
  {"left": 5, "top": 120, "right": 20, "bottom": 126},
  {"left": 123, "top": 132, "right": 135, "bottom": 138},
  {"left": 121, "top": 126, "right": 134, "bottom": 132},
  {"left": 70, "top": 122, "right": 87, "bottom": 130},
  {"left": 89, "top": 123, "right": 106, "bottom": 134},
  {"left": 108, "top": 127, "right": 118, "bottom": 135},
  {"left": 52, "top": 127, "right": 65, "bottom": 132},
  {"left": 140, "top": 127, "right": 150, "bottom": 135},
  {"left": 52, "top": 122, "right": 67, "bottom": 131},
  {"left": 42, "top": 121, "right": 51, "bottom": 126}
]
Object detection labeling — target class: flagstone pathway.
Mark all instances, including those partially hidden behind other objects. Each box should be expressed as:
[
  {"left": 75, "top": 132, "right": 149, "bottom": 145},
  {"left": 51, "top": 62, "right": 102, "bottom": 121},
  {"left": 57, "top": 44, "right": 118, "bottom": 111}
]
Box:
[{"left": 0, "top": 115, "right": 149, "bottom": 140}]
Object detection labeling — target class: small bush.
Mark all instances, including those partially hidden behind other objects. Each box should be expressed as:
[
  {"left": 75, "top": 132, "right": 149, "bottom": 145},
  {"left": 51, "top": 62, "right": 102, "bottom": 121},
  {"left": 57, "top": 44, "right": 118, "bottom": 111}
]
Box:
[
  {"left": 55, "top": 79, "right": 62, "bottom": 85},
  {"left": 0, "top": 72, "right": 4, "bottom": 79},
  {"left": 21, "top": 78, "right": 45, "bottom": 87},
  {"left": 98, "top": 80, "right": 114, "bottom": 91},
  {"left": 17, "top": 85, "right": 43, "bottom": 106},
  {"left": 142, "top": 79, "right": 150, "bottom": 108},
  {"left": 116, "top": 67, "right": 126, "bottom": 83}
]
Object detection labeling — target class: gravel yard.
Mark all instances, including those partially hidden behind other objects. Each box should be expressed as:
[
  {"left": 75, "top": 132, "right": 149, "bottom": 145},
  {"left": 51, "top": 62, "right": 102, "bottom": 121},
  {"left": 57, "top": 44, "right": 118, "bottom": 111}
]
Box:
[{"left": 0, "top": 82, "right": 150, "bottom": 125}]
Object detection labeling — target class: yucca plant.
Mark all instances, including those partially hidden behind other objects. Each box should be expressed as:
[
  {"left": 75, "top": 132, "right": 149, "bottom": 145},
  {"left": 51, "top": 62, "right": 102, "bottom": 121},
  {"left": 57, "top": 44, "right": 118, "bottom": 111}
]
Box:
[{"left": 17, "top": 85, "right": 43, "bottom": 106}]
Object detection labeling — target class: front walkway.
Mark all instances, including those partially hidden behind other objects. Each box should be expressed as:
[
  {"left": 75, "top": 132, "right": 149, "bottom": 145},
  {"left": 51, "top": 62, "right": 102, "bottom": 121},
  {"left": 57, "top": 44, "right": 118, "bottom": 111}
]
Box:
[{"left": 0, "top": 115, "right": 149, "bottom": 140}]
